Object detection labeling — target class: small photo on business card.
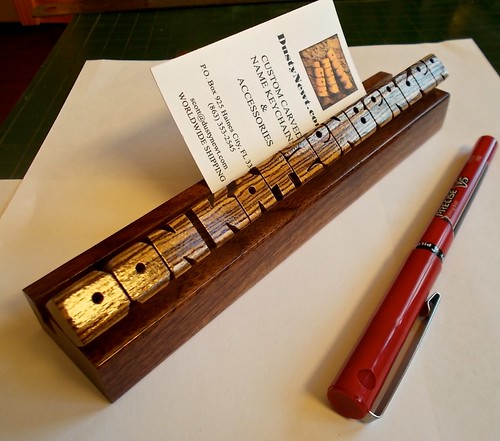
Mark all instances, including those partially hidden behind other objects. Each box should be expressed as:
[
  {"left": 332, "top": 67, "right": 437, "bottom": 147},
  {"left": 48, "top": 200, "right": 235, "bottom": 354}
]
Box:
[{"left": 300, "top": 35, "right": 358, "bottom": 110}]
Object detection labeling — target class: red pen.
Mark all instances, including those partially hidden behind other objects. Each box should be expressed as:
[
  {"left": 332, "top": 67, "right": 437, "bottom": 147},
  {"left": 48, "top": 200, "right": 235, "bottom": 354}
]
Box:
[{"left": 327, "top": 135, "right": 498, "bottom": 421}]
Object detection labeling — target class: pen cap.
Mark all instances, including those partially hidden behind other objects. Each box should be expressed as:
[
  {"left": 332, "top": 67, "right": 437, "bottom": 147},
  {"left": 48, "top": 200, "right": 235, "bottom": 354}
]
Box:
[{"left": 328, "top": 247, "right": 443, "bottom": 419}]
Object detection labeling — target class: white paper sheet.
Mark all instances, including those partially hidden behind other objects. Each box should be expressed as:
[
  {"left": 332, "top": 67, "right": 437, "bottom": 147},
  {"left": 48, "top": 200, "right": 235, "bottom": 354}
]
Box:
[{"left": 0, "top": 40, "right": 499, "bottom": 441}]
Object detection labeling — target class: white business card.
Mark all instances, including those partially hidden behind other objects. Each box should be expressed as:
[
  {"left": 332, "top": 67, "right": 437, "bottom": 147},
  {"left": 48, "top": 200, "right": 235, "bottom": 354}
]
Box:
[{"left": 152, "top": 0, "right": 365, "bottom": 192}]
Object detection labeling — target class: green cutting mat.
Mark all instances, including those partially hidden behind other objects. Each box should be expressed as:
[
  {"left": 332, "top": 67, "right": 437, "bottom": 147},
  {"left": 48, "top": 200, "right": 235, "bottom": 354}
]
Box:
[{"left": 1, "top": 0, "right": 498, "bottom": 178}]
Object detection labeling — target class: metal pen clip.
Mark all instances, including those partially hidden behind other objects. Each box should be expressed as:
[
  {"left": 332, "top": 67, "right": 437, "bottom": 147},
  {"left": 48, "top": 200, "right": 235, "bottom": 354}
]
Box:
[{"left": 362, "top": 292, "right": 441, "bottom": 423}]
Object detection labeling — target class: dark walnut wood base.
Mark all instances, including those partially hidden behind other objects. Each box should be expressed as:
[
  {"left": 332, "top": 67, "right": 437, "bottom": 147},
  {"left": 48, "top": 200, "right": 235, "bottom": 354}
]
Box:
[{"left": 24, "top": 72, "right": 450, "bottom": 401}]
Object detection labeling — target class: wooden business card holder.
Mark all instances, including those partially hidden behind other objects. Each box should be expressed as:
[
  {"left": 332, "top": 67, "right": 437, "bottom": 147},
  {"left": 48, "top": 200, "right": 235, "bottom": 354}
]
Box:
[{"left": 24, "top": 55, "right": 450, "bottom": 402}]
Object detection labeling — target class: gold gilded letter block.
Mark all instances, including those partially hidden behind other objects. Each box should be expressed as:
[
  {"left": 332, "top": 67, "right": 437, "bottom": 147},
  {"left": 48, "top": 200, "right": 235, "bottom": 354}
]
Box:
[
  {"left": 46, "top": 271, "right": 130, "bottom": 346},
  {"left": 106, "top": 242, "right": 171, "bottom": 303}
]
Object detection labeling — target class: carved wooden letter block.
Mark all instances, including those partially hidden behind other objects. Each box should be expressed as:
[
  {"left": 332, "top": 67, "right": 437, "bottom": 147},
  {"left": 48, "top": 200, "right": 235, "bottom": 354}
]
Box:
[
  {"left": 149, "top": 214, "right": 210, "bottom": 277},
  {"left": 281, "top": 137, "right": 324, "bottom": 185},
  {"left": 256, "top": 153, "right": 296, "bottom": 200},
  {"left": 325, "top": 112, "right": 361, "bottom": 153},
  {"left": 105, "top": 242, "right": 171, "bottom": 303},
  {"left": 46, "top": 270, "right": 130, "bottom": 346},
  {"left": 363, "top": 90, "right": 393, "bottom": 127},
  {"left": 231, "top": 171, "right": 278, "bottom": 221},
  {"left": 306, "top": 124, "right": 342, "bottom": 166},
  {"left": 380, "top": 81, "right": 409, "bottom": 117},
  {"left": 343, "top": 101, "right": 378, "bottom": 141},
  {"left": 422, "top": 54, "right": 448, "bottom": 83},
  {"left": 409, "top": 61, "right": 437, "bottom": 93},
  {"left": 191, "top": 188, "right": 250, "bottom": 247},
  {"left": 394, "top": 70, "right": 422, "bottom": 105}
]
